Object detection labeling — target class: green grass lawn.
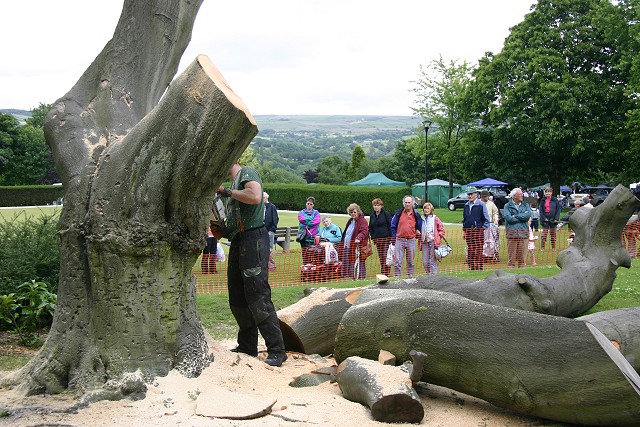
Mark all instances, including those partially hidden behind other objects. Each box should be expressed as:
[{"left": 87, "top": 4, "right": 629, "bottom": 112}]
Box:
[
  {"left": 0, "top": 206, "right": 61, "bottom": 221},
  {"left": 197, "top": 258, "right": 640, "bottom": 341}
]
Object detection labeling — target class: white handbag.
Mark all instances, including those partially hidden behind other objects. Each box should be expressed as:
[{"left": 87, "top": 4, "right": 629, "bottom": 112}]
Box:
[{"left": 386, "top": 243, "right": 396, "bottom": 266}]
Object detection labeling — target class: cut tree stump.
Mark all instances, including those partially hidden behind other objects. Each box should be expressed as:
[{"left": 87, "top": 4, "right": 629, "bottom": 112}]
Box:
[
  {"left": 277, "top": 287, "right": 361, "bottom": 354},
  {"left": 336, "top": 356, "right": 424, "bottom": 423},
  {"left": 334, "top": 289, "right": 640, "bottom": 426}
]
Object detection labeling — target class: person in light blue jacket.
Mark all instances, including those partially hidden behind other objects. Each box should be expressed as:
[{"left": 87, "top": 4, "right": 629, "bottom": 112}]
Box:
[
  {"left": 503, "top": 187, "right": 532, "bottom": 268},
  {"left": 318, "top": 216, "right": 342, "bottom": 243}
]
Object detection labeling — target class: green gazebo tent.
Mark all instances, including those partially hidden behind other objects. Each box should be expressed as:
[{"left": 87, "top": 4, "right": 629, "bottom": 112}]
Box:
[
  {"left": 412, "top": 179, "right": 463, "bottom": 208},
  {"left": 347, "top": 173, "right": 407, "bottom": 187}
]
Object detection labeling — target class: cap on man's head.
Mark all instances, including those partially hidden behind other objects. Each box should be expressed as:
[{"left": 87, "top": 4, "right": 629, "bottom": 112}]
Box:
[
  {"left": 481, "top": 190, "right": 490, "bottom": 197},
  {"left": 466, "top": 188, "right": 477, "bottom": 194},
  {"left": 582, "top": 196, "right": 591, "bottom": 204}
]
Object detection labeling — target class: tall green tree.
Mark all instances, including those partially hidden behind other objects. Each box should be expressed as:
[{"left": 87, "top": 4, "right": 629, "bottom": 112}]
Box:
[
  {"left": 469, "top": 0, "right": 630, "bottom": 193},
  {"left": 0, "top": 112, "right": 50, "bottom": 185},
  {"left": 379, "top": 138, "right": 424, "bottom": 185},
  {"left": 317, "top": 155, "right": 349, "bottom": 185},
  {"left": 609, "top": 0, "right": 640, "bottom": 183},
  {"left": 258, "top": 161, "right": 305, "bottom": 184},
  {"left": 348, "top": 145, "right": 368, "bottom": 181},
  {"left": 26, "top": 103, "right": 52, "bottom": 128},
  {"left": 411, "top": 56, "right": 476, "bottom": 198}
]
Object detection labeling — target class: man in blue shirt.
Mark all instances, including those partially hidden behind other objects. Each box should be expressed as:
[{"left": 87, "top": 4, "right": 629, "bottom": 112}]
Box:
[{"left": 462, "top": 189, "right": 490, "bottom": 270}]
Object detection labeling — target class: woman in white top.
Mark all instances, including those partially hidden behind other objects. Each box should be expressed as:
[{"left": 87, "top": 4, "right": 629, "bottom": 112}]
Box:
[{"left": 420, "top": 203, "right": 445, "bottom": 274}]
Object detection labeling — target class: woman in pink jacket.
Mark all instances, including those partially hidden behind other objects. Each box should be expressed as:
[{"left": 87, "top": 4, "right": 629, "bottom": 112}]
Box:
[
  {"left": 420, "top": 202, "right": 445, "bottom": 274},
  {"left": 342, "top": 203, "right": 369, "bottom": 279}
]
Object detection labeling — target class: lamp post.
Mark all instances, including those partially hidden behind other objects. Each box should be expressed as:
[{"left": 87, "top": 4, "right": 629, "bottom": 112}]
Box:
[{"left": 423, "top": 120, "right": 432, "bottom": 204}]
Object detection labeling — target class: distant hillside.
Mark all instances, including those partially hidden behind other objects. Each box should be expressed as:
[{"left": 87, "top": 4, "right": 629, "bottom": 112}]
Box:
[
  {"left": 1, "top": 108, "right": 31, "bottom": 124},
  {"left": 2, "top": 110, "right": 415, "bottom": 176},
  {"left": 254, "top": 115, "right": 420, "bottom": 135}
]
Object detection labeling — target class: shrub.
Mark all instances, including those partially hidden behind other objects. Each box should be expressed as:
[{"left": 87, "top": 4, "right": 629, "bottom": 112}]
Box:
[
  {"left": 0, "top": 280, "right": 56, "bottom": 346},
  {"left": 0, "top": 212, "right": 60, "bottom": 295}
]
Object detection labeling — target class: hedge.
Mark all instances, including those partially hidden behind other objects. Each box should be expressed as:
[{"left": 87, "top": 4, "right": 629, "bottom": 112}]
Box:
[
  {"left": 263, "top": 184, "right": 412, "bottom": 214},
  {"left": 0, "top": 185, "right": 64, "bottom": 207}
]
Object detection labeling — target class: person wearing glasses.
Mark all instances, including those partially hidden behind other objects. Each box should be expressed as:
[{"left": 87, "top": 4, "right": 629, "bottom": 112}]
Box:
[
  {"left": 342, "top": 203, "right": 369, "bottom": 279},
  {"left": 298, "top": 196, "right": 321, "bottom": 264},
  {"left": 390, "top": 195, "right": 423, "bottom": 277}
]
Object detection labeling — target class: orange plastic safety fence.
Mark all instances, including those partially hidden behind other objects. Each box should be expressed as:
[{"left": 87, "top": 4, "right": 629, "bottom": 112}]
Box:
[{"left": 192, "top": 227, "right": 608, "bottom": 294}]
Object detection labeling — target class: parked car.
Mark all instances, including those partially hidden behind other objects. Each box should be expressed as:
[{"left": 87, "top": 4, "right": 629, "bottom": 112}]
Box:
[
  {"left": 479, "top": 186, "right": 510, "bottom": 209},
  {"left": 568, "top": 186, "right": 613, "bottom": 207},
  {"left": 447, "top": 191, "right": 471, "bottom": 211},
  {"left": 447, "top": 186, "right": 510, "bottom": 211}
]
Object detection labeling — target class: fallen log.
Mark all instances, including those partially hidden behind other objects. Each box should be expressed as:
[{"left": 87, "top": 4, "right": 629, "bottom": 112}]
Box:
[
  {"left": 336, "top": 356, "right": 424, "bottom": 423},
  {"left": 334, "top": 289, "right": 640, "bottom": 426},
  {"left": 578, "top": 307, "right": 640, "bottom": 373},
  {"left": 277, "top": 287, "right": 361, "bottom": 354}
]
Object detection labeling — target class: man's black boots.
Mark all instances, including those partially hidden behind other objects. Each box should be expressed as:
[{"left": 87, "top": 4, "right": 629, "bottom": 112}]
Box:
[
  {"left": 258, "top": 314, "right": 288, "bottom": 367},
  {"left": 229, "top": 305, "right": 258, "bottom": 357}
]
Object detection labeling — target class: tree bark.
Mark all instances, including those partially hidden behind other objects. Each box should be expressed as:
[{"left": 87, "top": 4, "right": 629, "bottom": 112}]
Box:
[
  {"left": 336, "top": 356, "right": 424, "bottom": 423},
  {"left": 334, "top": 290, "right": 640, "bottom": 426},
  {"left": 2, "top": 1, "right": 257, "bottom": 397},
  {"left": 578, "top": 308, "right": 640, "bottom": 373}
]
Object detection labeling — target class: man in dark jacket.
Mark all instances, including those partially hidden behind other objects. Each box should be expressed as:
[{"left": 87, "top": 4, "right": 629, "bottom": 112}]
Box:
[
  {"left": 538, "top": 187, "right": 561, "bottom": 251},
  {"left": 390, "top": 195, "right": 423, "bottom": 277},
  {"left": 462, "top": 189, "right": 490, "bottom": 270}
]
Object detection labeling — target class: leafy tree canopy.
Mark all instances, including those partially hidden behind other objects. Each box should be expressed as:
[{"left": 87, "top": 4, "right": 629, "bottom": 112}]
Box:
[{"left": 469, "top": 0, "right": 632, "bottom": 192}]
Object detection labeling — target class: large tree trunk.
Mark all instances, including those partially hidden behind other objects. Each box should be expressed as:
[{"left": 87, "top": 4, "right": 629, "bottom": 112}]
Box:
[
  {"left": 278, "top": 186, "right": 640, "bottom": 356},
  {"left": 2, "top": 1, "right": 257, "bottom": 397},
  {"left": 333, "top": 289, "right": 640, "bottom": 426}
]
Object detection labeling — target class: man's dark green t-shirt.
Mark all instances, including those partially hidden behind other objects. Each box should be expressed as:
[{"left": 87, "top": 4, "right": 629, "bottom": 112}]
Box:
[{"left": 224, "top": 166, "right": 265, "bottom": 240}]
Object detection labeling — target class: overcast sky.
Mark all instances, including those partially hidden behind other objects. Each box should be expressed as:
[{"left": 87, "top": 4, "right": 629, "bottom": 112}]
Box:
[{"left": 1, "top": 0, "right": 535, "bottom": 116}]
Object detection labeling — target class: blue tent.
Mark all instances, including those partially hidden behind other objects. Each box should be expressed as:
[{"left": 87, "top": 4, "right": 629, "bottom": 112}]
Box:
[{"left": 466, "top": 177, "right": 508, "bottom": 187}]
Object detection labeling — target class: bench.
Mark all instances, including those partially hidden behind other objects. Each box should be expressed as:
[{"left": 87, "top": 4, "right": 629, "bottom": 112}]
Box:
[{"left": 274, "top": 226, "right": 297, "bottom": 252}]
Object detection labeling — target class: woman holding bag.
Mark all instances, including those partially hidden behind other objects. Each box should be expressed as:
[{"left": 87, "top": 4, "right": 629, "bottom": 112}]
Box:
[
  {"left": 342, "top": 203, "right": 369, "bottom": 279},
  {"left": 420, "top": 202, "right": 445, "bottom": 275}
]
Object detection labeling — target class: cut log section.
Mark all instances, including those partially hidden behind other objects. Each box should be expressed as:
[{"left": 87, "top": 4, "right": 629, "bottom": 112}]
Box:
[
  {"left": 277, "top": 287, "right": 360, "bottom": 354},
  {"left": 336, "top": 356, "right": 424, "bottom": 423},
  {"left": 334, "top": 289, "right": 640, "bottom": 426}
]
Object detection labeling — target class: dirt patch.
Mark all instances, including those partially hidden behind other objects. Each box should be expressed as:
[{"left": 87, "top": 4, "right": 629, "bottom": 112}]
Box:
[{"left": 0, "top": 338, "right": 568, "bottom": 427}]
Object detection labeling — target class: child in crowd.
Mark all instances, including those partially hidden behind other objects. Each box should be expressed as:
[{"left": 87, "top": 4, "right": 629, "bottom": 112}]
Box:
[
  {"left": 530, "top": 201, "right": 539, "bottom": 232},
  {"left": 527, "top": 218, "right": 537, "bottom": 266}
]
